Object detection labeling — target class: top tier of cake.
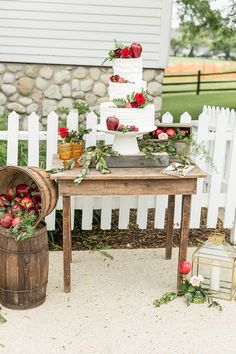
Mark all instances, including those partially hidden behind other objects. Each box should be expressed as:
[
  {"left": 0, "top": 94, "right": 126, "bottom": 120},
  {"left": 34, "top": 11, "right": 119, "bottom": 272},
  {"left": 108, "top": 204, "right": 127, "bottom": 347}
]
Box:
[
  {"left": 109, "top": 57, "right": 144, "bottom": 100},
  {"left": 112, "top": 58, "right": 143, "bottom": 82}
]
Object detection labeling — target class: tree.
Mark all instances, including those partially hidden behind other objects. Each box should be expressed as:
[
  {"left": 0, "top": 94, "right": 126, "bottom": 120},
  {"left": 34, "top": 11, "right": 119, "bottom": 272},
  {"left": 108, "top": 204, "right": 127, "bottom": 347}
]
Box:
[
  {"left": 211, "top": 34, "right": 236, "bottom": 59},
  {"left": 175, "top": 0, "right": 222, "bottom": 57},
  {"left": 170, "top": 37, "right": 187, "bottom": 56},
  {"left": 210, "top": 1, "right": 236, "bottom": 59}
]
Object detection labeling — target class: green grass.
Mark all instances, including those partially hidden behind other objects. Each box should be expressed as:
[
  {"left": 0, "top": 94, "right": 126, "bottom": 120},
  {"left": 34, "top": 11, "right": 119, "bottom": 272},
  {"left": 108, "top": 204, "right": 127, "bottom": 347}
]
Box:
[{"left": 161, "top": 91, "right": 236, "bottom": 121}]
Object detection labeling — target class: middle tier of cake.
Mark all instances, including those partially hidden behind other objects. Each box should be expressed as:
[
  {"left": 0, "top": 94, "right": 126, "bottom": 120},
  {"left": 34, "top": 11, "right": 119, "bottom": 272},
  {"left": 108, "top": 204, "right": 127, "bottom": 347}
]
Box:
[
  {"left": 109, "top": 81, "right": 147, "bottom": 100},
  {"left": 100, "top": 102, "right": 155, "bottom": 131}
]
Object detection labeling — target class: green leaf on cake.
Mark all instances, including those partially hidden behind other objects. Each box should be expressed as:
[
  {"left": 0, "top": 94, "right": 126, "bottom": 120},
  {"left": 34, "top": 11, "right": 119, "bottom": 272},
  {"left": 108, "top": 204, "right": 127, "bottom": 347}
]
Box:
[{"left": 112, "top": 98, "right": 126, "bottom": 108}]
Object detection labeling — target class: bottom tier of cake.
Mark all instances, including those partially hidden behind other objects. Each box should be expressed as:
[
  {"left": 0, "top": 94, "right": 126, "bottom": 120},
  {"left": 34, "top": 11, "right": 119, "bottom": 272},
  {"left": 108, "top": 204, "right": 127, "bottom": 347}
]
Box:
[{"left": 100, "top": 102, "right": 155, "bottom": 131}]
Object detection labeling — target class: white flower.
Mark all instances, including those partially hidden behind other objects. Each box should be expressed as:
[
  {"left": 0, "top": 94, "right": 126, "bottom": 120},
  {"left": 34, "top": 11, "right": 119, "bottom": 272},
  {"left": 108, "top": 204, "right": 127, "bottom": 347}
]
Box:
[
  {"left": 197, "top": 274, "right": 205, "bottom": 282},
  {"left": 158, "top": 132, "right": 168, "bottom": 140},
  {"left": 189, "top": 275, "right": 203, "bottom": 287}
]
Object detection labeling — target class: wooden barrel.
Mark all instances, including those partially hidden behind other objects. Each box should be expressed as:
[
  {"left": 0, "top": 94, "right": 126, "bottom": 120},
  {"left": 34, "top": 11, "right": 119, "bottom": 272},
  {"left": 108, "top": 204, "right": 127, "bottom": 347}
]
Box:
[
  {"left": 0, "top": 222, "right": 48, "bottom": 309},
  {"left": 0, "top": 166, "right": 58, "bottom": 227}
]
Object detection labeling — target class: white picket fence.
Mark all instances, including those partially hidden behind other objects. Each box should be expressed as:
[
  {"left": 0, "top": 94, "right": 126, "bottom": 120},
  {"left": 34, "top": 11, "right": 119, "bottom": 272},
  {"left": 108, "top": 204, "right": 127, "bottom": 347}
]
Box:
[{"left": 1, "top": 107, "right": 236, "bottom": 243}]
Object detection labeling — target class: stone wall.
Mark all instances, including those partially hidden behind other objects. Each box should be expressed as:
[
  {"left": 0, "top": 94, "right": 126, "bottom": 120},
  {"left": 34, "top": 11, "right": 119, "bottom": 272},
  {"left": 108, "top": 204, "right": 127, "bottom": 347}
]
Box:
[{"left": 0, "top": 63, "right": 164, "bottom": 129}]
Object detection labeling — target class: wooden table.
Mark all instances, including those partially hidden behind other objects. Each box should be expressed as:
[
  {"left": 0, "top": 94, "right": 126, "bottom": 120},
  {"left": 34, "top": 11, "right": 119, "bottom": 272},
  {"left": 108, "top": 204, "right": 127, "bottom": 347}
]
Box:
[{"left": 51, "top": 158, "right": 206, "bottom": 293}]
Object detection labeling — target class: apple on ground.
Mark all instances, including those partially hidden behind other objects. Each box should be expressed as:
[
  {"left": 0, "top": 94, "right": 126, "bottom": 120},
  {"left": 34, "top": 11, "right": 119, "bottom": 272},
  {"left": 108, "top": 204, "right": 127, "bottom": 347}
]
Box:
[
  {"left": 179, "top": 260, "right": 192, "bottom": 274},
  {"left": 130, "top": 43, "right": 142, "bottom": 58},
  {"left": 106, "top": 116, "right": 119, "bottom": 131}
]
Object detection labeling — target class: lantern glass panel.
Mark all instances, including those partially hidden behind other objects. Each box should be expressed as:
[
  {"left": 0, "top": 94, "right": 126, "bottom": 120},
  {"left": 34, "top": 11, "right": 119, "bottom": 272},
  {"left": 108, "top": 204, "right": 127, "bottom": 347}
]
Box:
[{"left": 192, "top": 234, "right": 236, "bottom": 301}]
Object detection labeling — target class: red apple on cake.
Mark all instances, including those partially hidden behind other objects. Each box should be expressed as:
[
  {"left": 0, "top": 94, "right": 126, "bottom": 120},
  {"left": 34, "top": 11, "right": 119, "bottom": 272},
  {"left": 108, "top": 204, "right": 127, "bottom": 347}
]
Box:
[
  {"left": 131, "top": 43, "right": 142, "bottom": 58},
  {"left": 106, "top": 116, "right": 119, "bottom": 131}
]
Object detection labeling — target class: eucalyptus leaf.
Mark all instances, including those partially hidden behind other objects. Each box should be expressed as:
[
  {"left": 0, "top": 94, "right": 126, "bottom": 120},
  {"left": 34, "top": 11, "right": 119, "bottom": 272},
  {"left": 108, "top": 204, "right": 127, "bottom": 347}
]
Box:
[
  {"left": 185, "top": 292, "right": 193, "bottom": 302},
  {"left": 99, "top": 250, "right": 114, "bottom": 260},
  {"left": 0, "top": 313, "right": 7, "bottom": 324},
  {"left": 153, "top": 292, "right": 177, "bottom": 307}
]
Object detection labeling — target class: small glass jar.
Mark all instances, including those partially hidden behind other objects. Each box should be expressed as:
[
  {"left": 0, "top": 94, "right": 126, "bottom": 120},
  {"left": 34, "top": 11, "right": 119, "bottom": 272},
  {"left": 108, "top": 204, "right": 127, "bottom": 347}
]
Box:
[
  {"left": 58, "top": 143, "right": 72, "bottom": 168},
  {"left": 70, "top": 140, "right": 84, "bottom": 167}
]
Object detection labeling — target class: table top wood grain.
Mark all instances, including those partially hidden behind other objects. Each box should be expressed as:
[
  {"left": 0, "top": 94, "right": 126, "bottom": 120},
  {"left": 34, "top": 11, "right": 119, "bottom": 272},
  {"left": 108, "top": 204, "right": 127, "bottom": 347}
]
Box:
[{"left": 50, "top": 155, "right": 207, "bottom": 181}]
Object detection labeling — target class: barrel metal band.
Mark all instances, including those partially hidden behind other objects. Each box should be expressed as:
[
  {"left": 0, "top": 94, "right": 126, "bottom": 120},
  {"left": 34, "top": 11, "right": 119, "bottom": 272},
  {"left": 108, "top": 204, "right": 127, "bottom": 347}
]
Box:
[{"left": 0, "top": 282, "right": 48, "bottom": 293}]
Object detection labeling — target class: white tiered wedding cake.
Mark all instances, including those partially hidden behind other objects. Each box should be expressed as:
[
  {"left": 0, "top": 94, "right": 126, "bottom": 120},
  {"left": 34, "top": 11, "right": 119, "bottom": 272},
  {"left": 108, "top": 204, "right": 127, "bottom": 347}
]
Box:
[{"left": 100, "top": 41, "right": 155, "bottom": 133}]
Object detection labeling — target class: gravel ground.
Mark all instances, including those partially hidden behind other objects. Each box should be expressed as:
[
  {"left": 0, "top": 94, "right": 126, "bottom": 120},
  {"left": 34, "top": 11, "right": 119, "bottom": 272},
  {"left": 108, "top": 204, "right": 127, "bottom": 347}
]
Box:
[{"left": 1, "top": 249, "right": 236, "bottom": 354}]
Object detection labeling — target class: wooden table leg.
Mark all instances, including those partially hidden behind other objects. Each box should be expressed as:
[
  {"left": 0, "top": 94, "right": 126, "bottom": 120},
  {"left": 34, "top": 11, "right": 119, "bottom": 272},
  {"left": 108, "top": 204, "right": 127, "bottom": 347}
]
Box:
[
  {"left": 69, "top": 202, "right": 72, "bottom": 263},
  {"left": 177, "top": 195, "right": 191, "bottom": 289},
  {"left": 63, "top": 196, "right": 71, "bottom": 293},
  {"left": 166, "top": 195, "right": 175, "bottom": 260}
]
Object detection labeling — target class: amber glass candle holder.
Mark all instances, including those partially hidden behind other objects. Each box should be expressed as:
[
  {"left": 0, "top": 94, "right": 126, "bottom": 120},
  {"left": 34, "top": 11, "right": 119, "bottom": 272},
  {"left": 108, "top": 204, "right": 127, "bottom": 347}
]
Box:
[
  {"left": 58, "top": 143, "right": 72, "bottom": 168},
  {"left": 70, "top": 140, "right": 84, "bottom": 168}
]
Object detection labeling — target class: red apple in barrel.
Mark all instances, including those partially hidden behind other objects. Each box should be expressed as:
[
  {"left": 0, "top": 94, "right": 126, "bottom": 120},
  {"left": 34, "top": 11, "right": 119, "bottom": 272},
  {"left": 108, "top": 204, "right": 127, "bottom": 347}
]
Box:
[
  {"left": 7, "top": 187, "right": 16, "bottom": 199},
  {"left": 28, "top": 207, "right": 39, "bottom": 218},
  {"left": 1, "top": 213, "right": 13, "bottom": 228},
  {"left": 12, "top": 216, "right": 22, "bottom": 228},
  {"left": 35, "top": 201, "right": 42, "bottom": 211},
  {"left": 0, "top": 194, "right": 11, "bottom": 206},
  {"left": 12, "top": 197, "right": 22, "bottom": 204},
  {"left": 130, "top": 42, "right": 142, "bottom": 58},
  {"left": 16, "top": 184, "right": 31, "bottom": 198},
  {"left": 106, "top": 116, "right": 119, "bottom": 131},
  {"left": 0, "top": 198, "right": 6, "bottom": 208},
  {"left": 11, "top": 203, "right": 24, "bottom": 216},
  {"left": 31, "top": 187, "right": 41, "bottom": 202},
  {"left": 21, "top": 197, "right": 34, "bottom": 210}
]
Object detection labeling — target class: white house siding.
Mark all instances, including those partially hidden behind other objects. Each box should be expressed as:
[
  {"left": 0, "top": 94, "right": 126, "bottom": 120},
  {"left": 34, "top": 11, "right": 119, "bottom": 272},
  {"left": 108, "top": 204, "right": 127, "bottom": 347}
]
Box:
[{"left": 0, "top": 0, "right": 173, "bottom": 68}]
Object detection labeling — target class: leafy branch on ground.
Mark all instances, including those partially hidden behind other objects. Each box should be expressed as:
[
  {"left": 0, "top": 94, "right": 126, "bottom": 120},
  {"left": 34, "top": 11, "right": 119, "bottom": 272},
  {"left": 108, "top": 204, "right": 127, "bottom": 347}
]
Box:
[
  {"left": 153, "top": 292, "right": 177, "bottom": 307},
  {"left": 0, "top": 314, "right": 7, "bottom": 324},
  {"left": 153, "top": 278, "right": 222, "bottom": 311}
]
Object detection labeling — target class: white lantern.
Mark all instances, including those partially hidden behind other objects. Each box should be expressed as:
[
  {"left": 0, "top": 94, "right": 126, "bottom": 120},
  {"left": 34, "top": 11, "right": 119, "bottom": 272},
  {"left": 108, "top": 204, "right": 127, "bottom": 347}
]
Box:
[{"left": 192, "top": 233, "right": 236, "bottom": 301}]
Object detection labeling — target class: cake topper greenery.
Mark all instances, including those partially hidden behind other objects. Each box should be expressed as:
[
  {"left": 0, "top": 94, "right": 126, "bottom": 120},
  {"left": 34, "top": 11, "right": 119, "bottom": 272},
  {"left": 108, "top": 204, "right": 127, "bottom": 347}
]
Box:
[
  {"left": 102, "top": 40, "right": 142, "bottom": 64},
  {"left": 112, "top": 89, "right": 149, "bottom": 109}
]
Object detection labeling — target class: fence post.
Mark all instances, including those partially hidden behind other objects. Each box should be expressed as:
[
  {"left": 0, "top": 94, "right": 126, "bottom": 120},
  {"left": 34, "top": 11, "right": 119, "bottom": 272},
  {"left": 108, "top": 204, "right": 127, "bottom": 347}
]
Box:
[{"left": 196, "top": 70, "right": 201, "bottom": 95}]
